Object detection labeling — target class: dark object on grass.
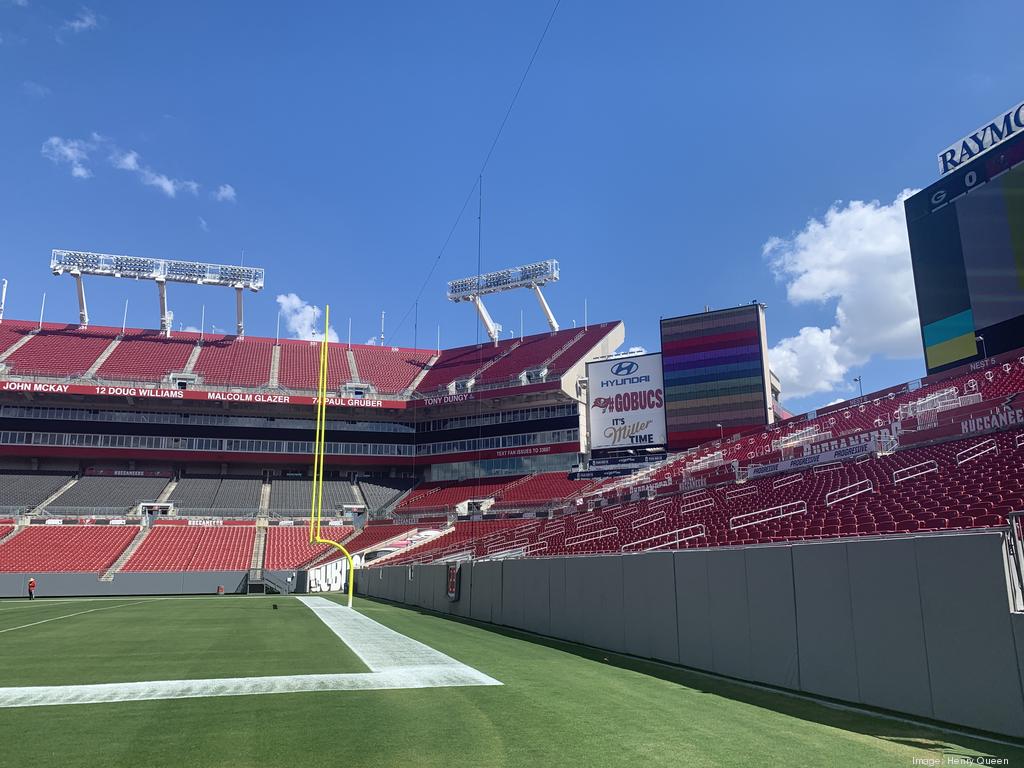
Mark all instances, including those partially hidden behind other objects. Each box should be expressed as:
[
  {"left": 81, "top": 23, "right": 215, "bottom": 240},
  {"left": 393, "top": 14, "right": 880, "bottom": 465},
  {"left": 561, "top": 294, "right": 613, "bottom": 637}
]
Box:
[{"left": 272, "top": 604, "right": 278, "bottom": 610}]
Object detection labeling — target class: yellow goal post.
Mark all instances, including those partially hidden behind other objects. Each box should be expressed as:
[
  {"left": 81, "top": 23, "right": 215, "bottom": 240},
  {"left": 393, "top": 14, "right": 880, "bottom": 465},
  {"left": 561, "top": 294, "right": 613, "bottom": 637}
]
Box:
[{"left": 307, "top": 304, "right": 355, "bottom": 607}]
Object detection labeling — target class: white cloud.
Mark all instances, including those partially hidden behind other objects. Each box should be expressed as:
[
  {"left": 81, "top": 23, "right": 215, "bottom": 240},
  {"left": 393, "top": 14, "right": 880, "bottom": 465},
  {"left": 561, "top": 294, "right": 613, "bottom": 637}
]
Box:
[
  {"left": 198, "top": 216, "right": 208, "bottom": 232},
  {"left": 765, "top": 190, "right": 921, "bottom": 401},
  {"left": 22, "top": 81, "right": 50, "bottom": 98},
  {"left": 60, "top": 8, "right": 97, "bottom": 36},
  {"left": 112, "top": 149, "right": 139, "bottom": 171},
  {"left": 182, "top": 325, "right": 202, "bottom": 333},
  {"left": 214, "top": 184, "right": 236, "bottom": 202},
  {"left": 41, "top": 135, "right": 95, "bottom": 178},
  {"left": 276, "top": 293, "right": 339, "bottom": 342},
  {"left": 45, "top": 133, "right": 212, "bottom": 201},
  {"left": 110, "top": 148, "right": 199, "bottom": 198}
]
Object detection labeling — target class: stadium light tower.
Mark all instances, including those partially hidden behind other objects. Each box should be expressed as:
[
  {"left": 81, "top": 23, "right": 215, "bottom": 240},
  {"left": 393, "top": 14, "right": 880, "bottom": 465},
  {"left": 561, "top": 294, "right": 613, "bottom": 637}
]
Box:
[
  {"left": 447, "top": 260, "right": 560, "bottom": 345},
  {"left": 50, "top": 250, "right": 264, "bottom": 338}
]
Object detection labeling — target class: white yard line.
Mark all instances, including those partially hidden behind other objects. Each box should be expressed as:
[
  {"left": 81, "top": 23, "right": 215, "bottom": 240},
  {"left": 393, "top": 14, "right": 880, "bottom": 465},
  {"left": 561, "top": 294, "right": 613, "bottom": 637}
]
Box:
[
  {"left": 0, "top": 595, "right": 284, "bottom": 607},
  {"left": 0, "top": 600, "right": 155, "bottom": 634},
  {"left": 0, "top": 596, "right": 500, "bottom": 708}
]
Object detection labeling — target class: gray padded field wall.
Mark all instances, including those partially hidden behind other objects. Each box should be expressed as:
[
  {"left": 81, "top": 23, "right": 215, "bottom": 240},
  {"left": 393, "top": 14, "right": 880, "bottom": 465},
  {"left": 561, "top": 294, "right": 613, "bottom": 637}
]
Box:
[
  {"left": 0, "top": 571, "right": 247, "bottom": 597},
  {"left": 357, "top": 532, "right": 1024, "bottom": 739}
]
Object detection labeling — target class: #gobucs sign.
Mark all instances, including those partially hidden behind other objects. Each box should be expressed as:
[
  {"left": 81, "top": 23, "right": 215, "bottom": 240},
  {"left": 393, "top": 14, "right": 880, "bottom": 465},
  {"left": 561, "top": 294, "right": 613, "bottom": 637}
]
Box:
[
  {"left": 446, "top": 562, "right": 461, "bottom": 602},
  {"left": 586, "top": 353, "right": 666, "bottom": 451}
]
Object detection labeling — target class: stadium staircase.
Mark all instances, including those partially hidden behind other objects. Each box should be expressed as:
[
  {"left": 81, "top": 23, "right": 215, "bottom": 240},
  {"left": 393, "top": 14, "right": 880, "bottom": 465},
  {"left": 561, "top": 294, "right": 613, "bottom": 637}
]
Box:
[
  {"left": 33, "top": 475, "right": 80, "bottom": 512},
  {"left": 540, "top": 329, "right": 586, "bottom": 370},
  {"left": 259, "top": 480, "right": 272, "bottom": 514},
  {"left": 250, "top": 524, "right": 267, "bottom": 571},
  {"left": 467, "top": 340, "right": 522, "bottom": 383},
  {"left": 100, "top": 525, "right": 152, "bottom": 581},
  {"left": 492, "top": 473, "right": 536, "bottom": 497},
  {"left": 246, "top": 524, "right": 268, "bottom": 593},
  {"left": 403, "top": 355, "right": 438, "bottom": 397},
  {"left": 0, "top": 525, "right": 23, "bottom": 547},
  {"left": 246, "top": 568, "right": 265, "bottom": 593},
  {"left": 351, "top": 483, "right": 367, "bottom": 509},
  {"left": 0, "top": 330, "right": 37, "bottom": 366},
  {"left": 346, "top": 349, "right": 361, "bottom": 383},
  {"left": 157, "top": 479, "right": 178, "bottom": 503},
  {"left": 85, "top": 337, "right": 122, "bottom": 378},
  {"left": 382, "top": 485, "right": 415, "bottom": 516},
  {"left": 268, "top": 345, "right": 281, "bottom": 387},
  {"left": 181, "top": 342, "right": 203, "bottom": 374}
]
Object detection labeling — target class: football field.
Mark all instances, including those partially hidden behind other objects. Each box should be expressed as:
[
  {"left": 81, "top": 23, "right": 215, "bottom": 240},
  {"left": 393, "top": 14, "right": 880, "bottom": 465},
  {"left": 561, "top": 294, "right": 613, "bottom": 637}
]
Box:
[{"left": 0, "top": 594, "right": 1020, "bottom": 767}]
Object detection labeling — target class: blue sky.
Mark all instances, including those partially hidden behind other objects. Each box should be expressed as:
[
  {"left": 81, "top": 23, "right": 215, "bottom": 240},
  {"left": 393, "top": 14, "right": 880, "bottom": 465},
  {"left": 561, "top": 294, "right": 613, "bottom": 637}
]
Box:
[{"left": 1, "top": 1, "right": 1021, "bottom": 414}]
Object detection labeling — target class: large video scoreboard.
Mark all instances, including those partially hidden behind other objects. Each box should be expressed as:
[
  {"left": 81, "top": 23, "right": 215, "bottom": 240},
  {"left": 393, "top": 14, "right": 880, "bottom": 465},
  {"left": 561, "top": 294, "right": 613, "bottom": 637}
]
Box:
[
  {"left": 660, "top": 304, "right": 773, "bottom": 450},
  {"left": 905, "top": 111, "right": 1024, "bottom": 374}
]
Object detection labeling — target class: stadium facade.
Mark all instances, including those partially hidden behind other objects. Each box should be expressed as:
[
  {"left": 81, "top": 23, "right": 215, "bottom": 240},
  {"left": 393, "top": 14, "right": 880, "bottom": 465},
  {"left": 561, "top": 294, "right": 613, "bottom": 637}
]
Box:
[
  {"left": 0, "top": 317, "right": 622, "bottom": 507},
  {"left": 4, "top": 99, "right": 1024, "bottom": 743}
]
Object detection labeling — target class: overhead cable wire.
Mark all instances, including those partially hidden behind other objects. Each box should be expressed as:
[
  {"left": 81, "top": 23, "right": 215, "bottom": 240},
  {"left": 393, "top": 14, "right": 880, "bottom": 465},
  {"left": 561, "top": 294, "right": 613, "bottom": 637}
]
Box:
[{"left": 386, "top": 0, "right": 562, "bottom": 346}]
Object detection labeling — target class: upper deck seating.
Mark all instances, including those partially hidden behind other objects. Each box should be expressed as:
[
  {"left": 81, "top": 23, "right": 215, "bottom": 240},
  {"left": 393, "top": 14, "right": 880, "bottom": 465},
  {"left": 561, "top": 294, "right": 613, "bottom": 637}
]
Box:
[
  {"left": 0, "top": 471, "right": 75, "bottom": 509},
  {"left": 48, "top": 475, "right": 169, "bottom": 510},
  {"left": 192, "top": 337, "right": 273, "bottom": 387},
  {"left": 97, "top": 331, "right": 200, "bottom": 382},
  {"left": 350, "top": 346, "right": 433, "bottom": 394},
  {"left": 4, "top": 325, "right": 115, "bottom": 377},
  {"left": 277, "top": 340, "right": 350, "bottom": 391}
]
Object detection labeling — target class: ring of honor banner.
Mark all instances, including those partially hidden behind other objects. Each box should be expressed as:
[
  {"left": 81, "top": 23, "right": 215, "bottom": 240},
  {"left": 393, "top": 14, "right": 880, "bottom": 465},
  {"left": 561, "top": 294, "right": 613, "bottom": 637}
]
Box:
[{"left": 586, "top": 353, "right": 666, "bottom": 451}]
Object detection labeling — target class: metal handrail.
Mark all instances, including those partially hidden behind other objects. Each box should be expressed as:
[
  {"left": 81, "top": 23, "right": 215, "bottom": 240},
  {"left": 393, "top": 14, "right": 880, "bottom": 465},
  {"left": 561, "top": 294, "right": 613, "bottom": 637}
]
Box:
[{"left": 1006, "top": 512, "right": 1024, "bottom": 612}]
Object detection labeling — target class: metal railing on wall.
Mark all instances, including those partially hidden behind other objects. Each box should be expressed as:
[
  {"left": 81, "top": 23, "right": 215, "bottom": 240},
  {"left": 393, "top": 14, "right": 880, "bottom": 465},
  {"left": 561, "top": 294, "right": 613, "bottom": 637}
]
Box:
[{"left": 1006, "top": 511, "right": 1024, "bottom": 613}]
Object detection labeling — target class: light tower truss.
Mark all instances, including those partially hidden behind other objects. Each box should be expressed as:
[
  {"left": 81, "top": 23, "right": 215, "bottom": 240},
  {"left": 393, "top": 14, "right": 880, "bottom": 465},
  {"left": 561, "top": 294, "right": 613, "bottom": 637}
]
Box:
[
  {"left": 50, "top": 249, "right": 264, "bottom": 338},
  {"left": 447, "top": 260, "right": 560, "bottom": 344}
]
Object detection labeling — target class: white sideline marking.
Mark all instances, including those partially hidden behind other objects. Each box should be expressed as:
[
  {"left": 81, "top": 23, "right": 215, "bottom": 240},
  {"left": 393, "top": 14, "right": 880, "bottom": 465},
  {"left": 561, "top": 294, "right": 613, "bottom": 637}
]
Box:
[
  {"left": 0, "top": 600, "right": 155, "bottom": 634},
  {"left": 0, "top": 597, "right": 500, "bottom": 707}
]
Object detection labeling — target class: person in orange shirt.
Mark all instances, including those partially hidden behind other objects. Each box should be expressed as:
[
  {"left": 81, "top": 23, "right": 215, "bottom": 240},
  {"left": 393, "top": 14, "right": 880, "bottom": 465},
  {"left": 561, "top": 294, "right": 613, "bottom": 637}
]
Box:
[{"left": 27, "top": 577, "right": 36, "bottom": 600}]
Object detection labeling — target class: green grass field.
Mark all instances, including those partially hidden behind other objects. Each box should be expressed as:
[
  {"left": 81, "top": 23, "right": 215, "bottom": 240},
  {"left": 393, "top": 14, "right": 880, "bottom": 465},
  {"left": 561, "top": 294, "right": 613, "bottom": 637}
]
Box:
[{"left": 0, "top": 594, "right": 1020, "bottom": 768}]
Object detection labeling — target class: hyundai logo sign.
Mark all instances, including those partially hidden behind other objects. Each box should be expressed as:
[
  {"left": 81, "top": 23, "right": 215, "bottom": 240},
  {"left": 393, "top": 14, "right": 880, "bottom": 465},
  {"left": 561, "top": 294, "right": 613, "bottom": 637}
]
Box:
[{"left": 610, "top": 360, "right": 639, "bottom": 377}]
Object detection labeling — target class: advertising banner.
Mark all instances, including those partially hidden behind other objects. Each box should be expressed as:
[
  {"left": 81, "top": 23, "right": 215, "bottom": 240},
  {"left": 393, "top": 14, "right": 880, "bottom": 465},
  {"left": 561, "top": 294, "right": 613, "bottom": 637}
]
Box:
[
  {"left": 746, "top": 441, "right": 876, "bottom": 479},
  {"left": 587, "top": 354, "right": 666, "bottom": 451},
  {"left": 308, "top": 558, "right": 348, "bottom": 593}
]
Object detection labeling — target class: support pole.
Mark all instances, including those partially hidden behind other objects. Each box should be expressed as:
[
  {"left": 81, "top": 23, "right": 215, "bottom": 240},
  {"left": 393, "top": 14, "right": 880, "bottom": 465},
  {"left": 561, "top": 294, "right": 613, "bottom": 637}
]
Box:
[
  {"left": 0, "top": 279, "right": 7, "bottom": 325},
  {"left": 472, "top": 296, "right": 502, "bottom": 345},
  {"left": 72, "top": 269, "right": 89, "bottom": 328},
  {"left": 156, "top": 278, "right": 172, "bottom": 338},
  {"left": 235, "top": 285, "right": 245, "bottom": 338},
  {"left": 532, "top": 284, "right": 559, "bottom": 332}
]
